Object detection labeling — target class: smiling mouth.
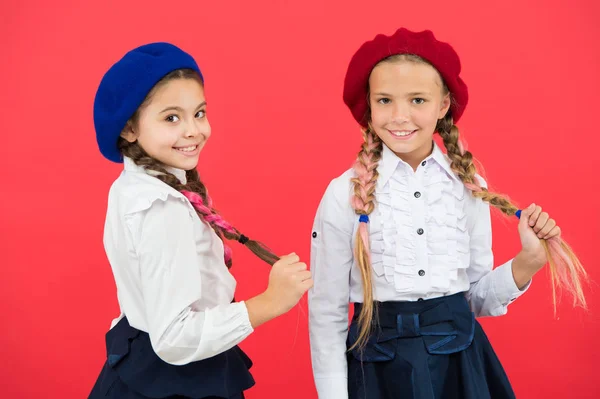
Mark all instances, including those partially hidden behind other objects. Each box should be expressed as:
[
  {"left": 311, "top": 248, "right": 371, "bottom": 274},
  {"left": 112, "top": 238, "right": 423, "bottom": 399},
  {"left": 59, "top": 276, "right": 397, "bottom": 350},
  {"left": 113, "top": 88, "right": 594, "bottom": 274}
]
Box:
[
  {"left": 174, "top": 145, "right": 198, "bottom": 152},
  {"left": 388, "top": 129, "right": 417, "bottom": 138},
  {"left": 173, "top": 144, "right": 200, "bottom": 155}
]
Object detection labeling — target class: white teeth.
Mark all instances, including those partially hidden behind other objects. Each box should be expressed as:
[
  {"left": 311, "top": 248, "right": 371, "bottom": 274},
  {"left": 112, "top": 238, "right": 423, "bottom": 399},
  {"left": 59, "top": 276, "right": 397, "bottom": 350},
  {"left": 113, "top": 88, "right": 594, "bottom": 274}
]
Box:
[
  {"left": 176, "top": 145, "right": 197, "bottom": 152},
  {"left": 390, "top": 130, "right": 414, "bottom": 137}
]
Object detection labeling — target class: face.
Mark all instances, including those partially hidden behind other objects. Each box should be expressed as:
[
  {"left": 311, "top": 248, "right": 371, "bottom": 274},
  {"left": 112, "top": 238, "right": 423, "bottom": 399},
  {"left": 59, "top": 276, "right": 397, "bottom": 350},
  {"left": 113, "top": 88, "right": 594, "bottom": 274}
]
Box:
[
  {"left": 368, "top": 60, "right": 451, "bottom": 168},
  {"left": 121, "top": 77, "right": 210, "bottom": 171}
]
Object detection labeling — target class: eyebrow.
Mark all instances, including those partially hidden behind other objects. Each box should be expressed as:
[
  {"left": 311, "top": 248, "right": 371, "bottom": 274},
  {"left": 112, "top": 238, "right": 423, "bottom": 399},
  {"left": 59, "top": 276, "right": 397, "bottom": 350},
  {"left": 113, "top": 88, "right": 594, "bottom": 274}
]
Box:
[
  {"left": 372, "top": 91, "right": 431, "bottom": 97},
  {"left": 372, "top": 92, "right": 394, "bottom": 97},
  {"left": 159, "top": 101, "right": 207, "bottom": 114}
]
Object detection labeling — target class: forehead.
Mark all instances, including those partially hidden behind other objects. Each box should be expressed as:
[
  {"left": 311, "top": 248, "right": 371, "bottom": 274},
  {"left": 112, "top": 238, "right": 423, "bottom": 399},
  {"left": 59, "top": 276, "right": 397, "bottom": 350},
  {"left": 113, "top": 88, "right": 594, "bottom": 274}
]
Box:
[
  {"left": 147, "top": 78, "right": 205, "bottom": 107},
  {"left": 369, "top": 60, "right": 444, "bottom": 93}
]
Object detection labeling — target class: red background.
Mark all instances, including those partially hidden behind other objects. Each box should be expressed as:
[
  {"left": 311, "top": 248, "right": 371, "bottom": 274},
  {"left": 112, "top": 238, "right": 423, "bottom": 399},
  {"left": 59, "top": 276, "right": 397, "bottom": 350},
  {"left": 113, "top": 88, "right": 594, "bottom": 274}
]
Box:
[{"left": 1, "top": 0, "right": 599, "bottom": 397}]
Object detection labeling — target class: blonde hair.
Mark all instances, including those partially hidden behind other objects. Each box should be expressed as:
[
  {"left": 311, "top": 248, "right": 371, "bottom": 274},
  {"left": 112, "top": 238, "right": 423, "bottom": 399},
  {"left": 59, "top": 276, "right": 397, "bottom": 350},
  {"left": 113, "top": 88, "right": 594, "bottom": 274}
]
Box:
[{"left": 349, "top": 54, "right": 588, "bottom": 350}]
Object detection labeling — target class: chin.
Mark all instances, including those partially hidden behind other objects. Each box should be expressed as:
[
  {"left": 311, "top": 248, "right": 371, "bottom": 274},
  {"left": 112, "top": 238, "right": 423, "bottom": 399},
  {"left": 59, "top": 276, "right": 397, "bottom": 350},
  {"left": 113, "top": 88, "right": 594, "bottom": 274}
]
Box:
[
  {"left": 180, "top": 159, "right": 200, "bottom": 171},
  {"left": 382, "top": 140, "right": 416, "bottom": 154},
  {"left": 160, "top": 157, "right": 197, "bottom": 171}
]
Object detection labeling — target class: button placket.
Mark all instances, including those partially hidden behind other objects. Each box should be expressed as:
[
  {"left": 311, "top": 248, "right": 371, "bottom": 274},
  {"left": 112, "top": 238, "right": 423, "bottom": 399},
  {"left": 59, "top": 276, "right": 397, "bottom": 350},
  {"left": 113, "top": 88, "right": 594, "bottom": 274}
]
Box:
[{"left": 410, "top": 168, "right": 428, "bottom": 292}]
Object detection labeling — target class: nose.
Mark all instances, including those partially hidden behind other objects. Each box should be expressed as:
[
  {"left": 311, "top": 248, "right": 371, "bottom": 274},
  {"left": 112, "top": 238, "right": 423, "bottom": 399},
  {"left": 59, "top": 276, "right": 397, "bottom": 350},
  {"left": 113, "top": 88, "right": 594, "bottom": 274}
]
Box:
[
  {"left": 185, "top": 118, "right": 211, "bottom": 140},
  {"left": 391, "top": 102, "right": 410, "bottom": 123}
]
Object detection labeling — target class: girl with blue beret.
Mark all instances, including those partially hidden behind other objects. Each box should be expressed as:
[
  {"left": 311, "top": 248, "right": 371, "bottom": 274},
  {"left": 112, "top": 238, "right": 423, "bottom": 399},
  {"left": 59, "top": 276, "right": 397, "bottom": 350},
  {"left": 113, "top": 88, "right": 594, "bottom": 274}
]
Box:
[{"left": 89, "top": 42, "right": 313, "bottom": 399}]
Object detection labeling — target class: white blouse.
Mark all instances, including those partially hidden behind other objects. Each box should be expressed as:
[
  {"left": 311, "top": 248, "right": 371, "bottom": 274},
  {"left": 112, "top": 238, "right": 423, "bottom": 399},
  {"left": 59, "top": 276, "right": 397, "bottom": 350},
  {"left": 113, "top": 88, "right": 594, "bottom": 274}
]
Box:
[
  {"left": 308, "top": 142, "right": 529, "bottom": 398},
  {"left": 102, "top": 157, "right": 253, "bottom": 365}
]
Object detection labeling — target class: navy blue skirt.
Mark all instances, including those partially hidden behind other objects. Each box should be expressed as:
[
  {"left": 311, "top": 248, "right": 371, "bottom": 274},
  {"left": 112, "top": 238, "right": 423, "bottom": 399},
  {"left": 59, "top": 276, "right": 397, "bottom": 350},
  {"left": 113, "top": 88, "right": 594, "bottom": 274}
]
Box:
[
  {"left": 347, "top": 293, "right": 516, "bottom": 399},
  {"left": 89, "top": 316, "right": 254, "bottom": 398}
]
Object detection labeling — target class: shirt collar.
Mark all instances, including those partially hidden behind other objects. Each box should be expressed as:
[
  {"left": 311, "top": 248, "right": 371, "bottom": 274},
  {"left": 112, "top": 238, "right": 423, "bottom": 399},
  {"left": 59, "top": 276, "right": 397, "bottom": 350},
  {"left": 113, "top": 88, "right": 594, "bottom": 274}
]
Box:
[
  {"left": 376, "top": 141, "right": 460, "bottom": 189},
  {"left": 123, "top": 156, "right": 188, "bottom": 185}
]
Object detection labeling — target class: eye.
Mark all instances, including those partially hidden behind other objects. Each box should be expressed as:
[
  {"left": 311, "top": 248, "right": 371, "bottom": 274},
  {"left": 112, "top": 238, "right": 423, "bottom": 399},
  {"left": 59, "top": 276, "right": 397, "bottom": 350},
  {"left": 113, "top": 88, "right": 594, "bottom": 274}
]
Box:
[
  {"left": 412, "top": 98, "right": 426, "bottom": 105},
  {"left": 195, "top": 110, "right": 206, "bottom": 118},
  {"left": 377, "top": 98, "right": 391, "bottom": 105},
  {"left": 165, "top": 115, "right": 180, "bottom": 123}
]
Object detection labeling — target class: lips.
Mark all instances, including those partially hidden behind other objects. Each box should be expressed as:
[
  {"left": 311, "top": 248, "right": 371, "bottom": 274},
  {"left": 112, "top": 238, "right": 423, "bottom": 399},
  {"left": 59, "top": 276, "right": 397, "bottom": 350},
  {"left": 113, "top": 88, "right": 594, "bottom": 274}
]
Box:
[
  {"left": 173, "top": 144, "right": 200, "bottom": 156},
  {"left": 174, "top": 145, "right": 198, "bottom": 152},
  {"left": 387, "top": 129, "right": 417, "bottom": 139}
]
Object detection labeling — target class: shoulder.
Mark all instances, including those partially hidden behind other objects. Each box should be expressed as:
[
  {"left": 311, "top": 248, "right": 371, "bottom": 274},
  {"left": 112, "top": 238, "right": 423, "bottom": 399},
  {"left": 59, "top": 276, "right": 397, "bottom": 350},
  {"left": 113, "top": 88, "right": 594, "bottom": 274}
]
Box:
[
  {"left": 313, "top": 168, "right": 356, "bottom": 233},
  {"left": 322, "top": 168, "right": 355, "bottom": 205},
  {"left": 108, "top": 170, "right": 191, "bottom": 217}
]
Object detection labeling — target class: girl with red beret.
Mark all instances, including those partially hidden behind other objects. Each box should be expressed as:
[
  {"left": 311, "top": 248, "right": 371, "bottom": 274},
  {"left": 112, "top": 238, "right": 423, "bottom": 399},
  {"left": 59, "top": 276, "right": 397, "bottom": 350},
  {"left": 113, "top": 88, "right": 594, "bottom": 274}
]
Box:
[{"left": 308, "top": 28, "right": 587, "bottom": 399}]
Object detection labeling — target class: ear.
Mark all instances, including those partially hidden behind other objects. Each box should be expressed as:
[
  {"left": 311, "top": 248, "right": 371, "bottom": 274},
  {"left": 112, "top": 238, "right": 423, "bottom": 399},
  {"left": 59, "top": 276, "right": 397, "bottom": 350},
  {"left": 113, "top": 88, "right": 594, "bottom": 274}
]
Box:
[
  {"left": 438, "top": 94, "right": 451, "bottom": 119},
  {"left": 120, "top": 122, "right": 138, "bottom": 143}
]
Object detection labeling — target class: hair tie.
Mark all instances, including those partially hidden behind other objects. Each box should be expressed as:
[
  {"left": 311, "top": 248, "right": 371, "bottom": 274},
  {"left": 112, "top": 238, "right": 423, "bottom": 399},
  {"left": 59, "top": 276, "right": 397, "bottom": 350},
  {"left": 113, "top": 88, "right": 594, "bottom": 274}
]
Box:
[
  {"left": 238, "top": 234, "right": 249, "bottom": 244},
  {"left": 515, "top": 210, "right": 522, "bottom": 219},
  {"left": 359, "top": 215, "right": 369, "bottom": 223}
]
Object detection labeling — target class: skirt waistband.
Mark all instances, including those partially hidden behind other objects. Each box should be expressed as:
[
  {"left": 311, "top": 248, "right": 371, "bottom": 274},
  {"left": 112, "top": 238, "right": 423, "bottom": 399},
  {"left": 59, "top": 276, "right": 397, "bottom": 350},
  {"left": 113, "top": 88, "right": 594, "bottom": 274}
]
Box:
[
  {"left": 104, "top": 316, "right": 255, "bottom": 398},
  {"left": 349, "top": 292, "right": 475, "bottom": 356}
]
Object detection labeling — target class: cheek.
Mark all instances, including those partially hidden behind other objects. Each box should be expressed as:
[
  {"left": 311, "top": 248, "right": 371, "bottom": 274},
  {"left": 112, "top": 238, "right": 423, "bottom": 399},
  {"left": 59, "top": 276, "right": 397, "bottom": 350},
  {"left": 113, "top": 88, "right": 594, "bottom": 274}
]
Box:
[
  {"left": 203, "top": 119, "right": 212, "bottom": 137},
  {"left": 415, "top": 105, "right": 441, "bottom": 126},
  {"left": 138, "top": 125, "right": 178, "bottom": 150},
  {"left": 370, "top": 106, "right": 388, "bottom": 126}
]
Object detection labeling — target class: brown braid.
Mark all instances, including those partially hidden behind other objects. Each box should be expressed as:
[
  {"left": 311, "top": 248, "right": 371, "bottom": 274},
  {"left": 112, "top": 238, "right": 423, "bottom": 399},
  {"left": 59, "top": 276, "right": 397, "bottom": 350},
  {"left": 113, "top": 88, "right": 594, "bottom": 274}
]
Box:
[{"left": 118, "top": 69, "right": 279, "bottom": 267}]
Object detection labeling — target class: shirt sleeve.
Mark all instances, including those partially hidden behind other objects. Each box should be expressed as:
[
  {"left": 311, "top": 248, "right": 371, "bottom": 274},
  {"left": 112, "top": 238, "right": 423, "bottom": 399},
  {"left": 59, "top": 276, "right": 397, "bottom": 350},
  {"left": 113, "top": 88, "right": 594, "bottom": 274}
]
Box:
[
  {"left": 309, "top": 177, "right": 355, "bottom": 399},
  {"left": 465, "top": 177, "right": 531, "bottom": 317},
  {"left": 132, "top": 195, "right": 253, "bottom": 365}
]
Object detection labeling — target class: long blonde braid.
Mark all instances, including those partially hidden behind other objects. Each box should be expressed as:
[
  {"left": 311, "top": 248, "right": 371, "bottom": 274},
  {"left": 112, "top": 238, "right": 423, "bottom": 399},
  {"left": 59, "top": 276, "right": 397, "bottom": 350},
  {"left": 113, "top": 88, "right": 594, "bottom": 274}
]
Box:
[
  {"left": 437, "top": 114, "right": 587, "bottom": 311},
  {"left": 349, "top": 126, "right": 383, "bottom": 350}
]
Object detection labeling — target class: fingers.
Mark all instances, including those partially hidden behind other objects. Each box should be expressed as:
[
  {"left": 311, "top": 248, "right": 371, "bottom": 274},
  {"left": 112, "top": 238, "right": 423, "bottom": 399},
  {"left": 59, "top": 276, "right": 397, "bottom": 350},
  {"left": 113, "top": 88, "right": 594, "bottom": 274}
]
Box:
[
  {"left": 533, "top": 211, "right": 550, "bottom": 234},
  {"left": 529, "top": 205, "right": 542, "bottom": 227},
  {"left": 537, "top": 218, "right": 556, "bottom": 238},
  {"left": 290, "top": 262, "right": 308, "bottom": 272},
  {"left": 299, "top": 278, "right": 314, "bottom": 291},
  {"left": 520, "top": 203, "right": 562, "bottom": 240},
  {"left": 295, "top": 270, "right": 312, "bottom": 282},
  {"left": 518, "top": 203, "right": 536, "bottom": 229},
  {"left": 543, "top": 225, "right": 561, "bottom": 240},
  {"left": 277, "top": 253, "right": 300, "bottom": 265}
]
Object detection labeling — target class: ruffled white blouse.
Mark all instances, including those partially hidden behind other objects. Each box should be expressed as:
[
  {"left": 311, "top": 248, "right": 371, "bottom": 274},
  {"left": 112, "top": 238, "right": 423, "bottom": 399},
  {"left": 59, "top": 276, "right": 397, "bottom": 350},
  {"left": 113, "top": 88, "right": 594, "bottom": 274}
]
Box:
[{"left": 308, "top": 142, "right": 528, "bottom": 398}]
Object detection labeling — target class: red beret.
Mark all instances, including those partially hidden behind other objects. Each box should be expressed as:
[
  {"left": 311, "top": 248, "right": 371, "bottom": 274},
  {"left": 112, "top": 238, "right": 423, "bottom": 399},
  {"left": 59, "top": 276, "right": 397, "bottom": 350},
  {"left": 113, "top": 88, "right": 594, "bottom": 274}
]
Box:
[{"left": 343, "top": 28, "right": 469, "bottom": 126}]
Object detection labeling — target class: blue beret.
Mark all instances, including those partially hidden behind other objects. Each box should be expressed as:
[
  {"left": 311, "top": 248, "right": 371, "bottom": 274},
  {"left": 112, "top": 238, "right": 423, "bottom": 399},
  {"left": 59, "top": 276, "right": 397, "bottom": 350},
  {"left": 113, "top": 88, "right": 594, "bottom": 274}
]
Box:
[{"left": 93, "top": 42, "right": 203, "bottom": 163}]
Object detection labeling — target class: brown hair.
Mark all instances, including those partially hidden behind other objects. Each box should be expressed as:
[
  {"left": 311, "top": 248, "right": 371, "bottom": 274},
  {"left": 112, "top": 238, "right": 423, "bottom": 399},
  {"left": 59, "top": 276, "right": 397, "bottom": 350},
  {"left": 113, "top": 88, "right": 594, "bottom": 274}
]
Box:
[{"left": 119, "top": 69, "right": 279, "bottom": 267}]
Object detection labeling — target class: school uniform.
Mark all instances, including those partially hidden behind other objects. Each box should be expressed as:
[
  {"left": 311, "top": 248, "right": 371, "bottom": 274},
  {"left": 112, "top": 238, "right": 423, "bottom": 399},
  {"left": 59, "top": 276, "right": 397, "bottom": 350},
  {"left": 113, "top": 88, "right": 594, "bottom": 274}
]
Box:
[
  {"left": 309, "top": 143, "right": 529, "bottom": 399},
  {"left": 89, "top": 157, "right": 255, "bottom": 398}
]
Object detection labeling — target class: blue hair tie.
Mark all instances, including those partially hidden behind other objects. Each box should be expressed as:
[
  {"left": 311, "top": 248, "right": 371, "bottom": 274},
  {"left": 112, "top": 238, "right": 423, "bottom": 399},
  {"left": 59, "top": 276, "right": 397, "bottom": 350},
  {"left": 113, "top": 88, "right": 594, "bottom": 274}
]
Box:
[
  {"left": 515, "top": 210, "right": 522, "bottom": 219},
  {"left": 359, "top": 215, "right": 369, "bottom": 223}
]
